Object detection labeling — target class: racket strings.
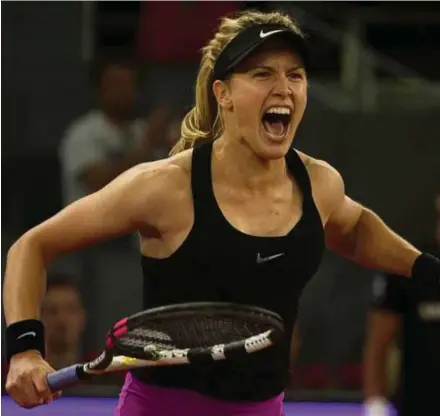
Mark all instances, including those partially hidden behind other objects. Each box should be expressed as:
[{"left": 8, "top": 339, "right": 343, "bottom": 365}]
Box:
[
  {"left": 117, "top": 311, "right": 276, "bottom": 356},
  {"left": 180, "top": 316, "right": 265, "bottom": 346},
  {"left": 119, "top": 328, "right": 176, "bottom": 350}
]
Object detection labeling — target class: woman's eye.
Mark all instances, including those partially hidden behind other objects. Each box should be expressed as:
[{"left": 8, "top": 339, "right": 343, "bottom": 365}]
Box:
[
  {"left": 289, "top": 73, "right": 303, "bottom": 80},
  {"left": 254, "top": 71, "right": 270, "bottom": 78}
]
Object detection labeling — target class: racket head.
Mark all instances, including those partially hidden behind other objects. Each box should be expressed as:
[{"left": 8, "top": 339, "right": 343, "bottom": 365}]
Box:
[{"left": 104, "top": 302, "right": 284, "bottom": 364}]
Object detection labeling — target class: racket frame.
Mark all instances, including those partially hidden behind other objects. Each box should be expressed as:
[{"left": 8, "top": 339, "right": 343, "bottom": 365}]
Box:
[{"left": 47, "top": 302, "right": 284, "bottom": 390}]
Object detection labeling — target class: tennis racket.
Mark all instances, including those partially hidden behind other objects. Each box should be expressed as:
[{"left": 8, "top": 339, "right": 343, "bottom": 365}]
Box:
[{"left": 47, "top": 302, "right": 284, "bottom": 391}]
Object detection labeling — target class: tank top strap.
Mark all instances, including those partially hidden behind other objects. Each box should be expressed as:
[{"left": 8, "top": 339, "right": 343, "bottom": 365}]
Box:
[
  {"left": 190, "top": 141, "right": 217, "bottom": 221},
  {"left": 285, "top": 148, "right": 314, "bottom": 207}
]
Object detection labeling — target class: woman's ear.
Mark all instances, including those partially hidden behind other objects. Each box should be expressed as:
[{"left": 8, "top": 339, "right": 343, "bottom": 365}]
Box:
[{"left": 212, "top": 79, "right": 233, "bottom": 110}]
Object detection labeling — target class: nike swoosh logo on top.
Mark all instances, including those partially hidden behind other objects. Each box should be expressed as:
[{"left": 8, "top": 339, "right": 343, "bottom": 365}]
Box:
[
  {"left": 17, "top": 331, "right": 37, "bottom": 340},
  {"left": 257, "top": 253, "right": 285, "bottom": 264},
  {"left": 260, "top": 29, "right": 284, "bottom": 39}
]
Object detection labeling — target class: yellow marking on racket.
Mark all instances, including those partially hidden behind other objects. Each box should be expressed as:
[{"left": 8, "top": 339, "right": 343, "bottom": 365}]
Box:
[{"left": 119, "top": 356, "right": 140, "bottom": 365}]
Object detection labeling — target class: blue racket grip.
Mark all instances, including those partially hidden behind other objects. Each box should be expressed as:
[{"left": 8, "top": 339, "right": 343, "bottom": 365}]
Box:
[{"left": 47, "top": 364, "right": 83, "bottom": 391}]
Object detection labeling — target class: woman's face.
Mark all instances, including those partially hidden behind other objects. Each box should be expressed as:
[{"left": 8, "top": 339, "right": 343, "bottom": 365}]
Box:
[{"left": 215, "top": 38, "right": 308, "bottom": 160}]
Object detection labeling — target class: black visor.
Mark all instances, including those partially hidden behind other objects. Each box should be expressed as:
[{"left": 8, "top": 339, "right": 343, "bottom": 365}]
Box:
[{"left": 213, "top": 23, "right": 308, "bottom": 80}]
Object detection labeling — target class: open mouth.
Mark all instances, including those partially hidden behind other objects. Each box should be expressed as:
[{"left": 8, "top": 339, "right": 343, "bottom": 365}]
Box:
[{"left": 261, "top": 107, "right": 291, "bottom": 141}]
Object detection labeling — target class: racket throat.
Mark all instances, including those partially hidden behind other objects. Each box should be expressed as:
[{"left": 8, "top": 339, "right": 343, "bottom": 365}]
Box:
[{"left": 84, "top": 350, "right": 114, "bottom": 373}]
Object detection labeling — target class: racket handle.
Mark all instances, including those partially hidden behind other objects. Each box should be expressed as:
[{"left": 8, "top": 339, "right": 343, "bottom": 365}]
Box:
[{"left": 47, "top": 364, "right": 83, "bottom": 391}]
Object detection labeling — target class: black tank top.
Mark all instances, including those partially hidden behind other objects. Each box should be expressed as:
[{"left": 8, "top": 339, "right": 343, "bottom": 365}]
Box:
[{"left": 132, "top": 142, "right": 325, "bottom": 401}]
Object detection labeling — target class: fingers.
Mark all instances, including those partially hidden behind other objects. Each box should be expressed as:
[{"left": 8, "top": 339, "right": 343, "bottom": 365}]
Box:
[
  {"left": 33, "top": 370, "right": 56, "bottom": 404},
  {"left": 6, "top": 366, "right": 62, "bottom": 408},
  {"left": 51, "top": 390, "right": 63, "bottom": 402},
  {"left": 6, "top": 373, "right": 41, "bottom": 409}
]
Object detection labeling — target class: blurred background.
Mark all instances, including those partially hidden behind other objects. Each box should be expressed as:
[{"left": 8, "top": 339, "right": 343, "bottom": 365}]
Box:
[{"left": 2, "top": 0, "right": 439, "bottom": 413}]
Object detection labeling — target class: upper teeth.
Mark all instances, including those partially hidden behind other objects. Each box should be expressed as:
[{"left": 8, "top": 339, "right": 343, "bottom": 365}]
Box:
[{"left": 265, "top": 107, "right": 291, "bottom": 115}]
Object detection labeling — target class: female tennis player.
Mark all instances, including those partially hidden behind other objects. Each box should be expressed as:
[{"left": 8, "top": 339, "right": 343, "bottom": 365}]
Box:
[{"left": 4, "top": 10, "right": 439, "bottom": 415}]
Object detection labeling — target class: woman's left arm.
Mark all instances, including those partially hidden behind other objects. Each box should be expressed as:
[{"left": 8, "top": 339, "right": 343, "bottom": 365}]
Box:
[
  {"left": 326, "top": 193, "right": 419, "bottom": 277},
  {"left": 309, "top": 159, "right": 438, "bottom": 282}
]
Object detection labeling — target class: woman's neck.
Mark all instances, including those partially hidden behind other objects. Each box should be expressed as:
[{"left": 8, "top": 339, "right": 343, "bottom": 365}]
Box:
[{"left": 212, "top": 135, "right": 288, "bottom": 192}]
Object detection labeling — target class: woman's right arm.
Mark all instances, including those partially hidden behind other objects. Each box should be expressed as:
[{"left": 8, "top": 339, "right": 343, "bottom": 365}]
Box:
[
  {"left": 3, "top": 162, "right": 180, "bottom": 408},
  {"left": 3, "top": 163, "right": 169, "bottom": 326}
]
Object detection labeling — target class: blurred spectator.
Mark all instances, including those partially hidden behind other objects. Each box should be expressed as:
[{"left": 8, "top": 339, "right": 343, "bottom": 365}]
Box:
[
  {"left": 42, "top": 275, "right": 126, "bottom": 388},
  {"left": 2, "top": 275, "right": 126, "bottom": 393},
  {"left": 40, "top": 275, "right": 88, "bottom": 370},
  {"left": 2, "top": 275, "right": 92, "bottom": 389},
  {"left": 363, "top": 200, "right": 440, "bottom": 414},
  {"left": 144, "top": 110, "right": 185, "bottom": 160},
  {"left": 363, "top": 274, "right": 440, "bottom": 416},
  {"left": 59, "top": 52, "right": 170, "bottom": 206}
]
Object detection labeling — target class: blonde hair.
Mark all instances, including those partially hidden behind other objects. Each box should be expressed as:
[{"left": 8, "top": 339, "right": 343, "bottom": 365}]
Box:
[{"left": 169, "top": 10, "right": 304, "bottom": 156}]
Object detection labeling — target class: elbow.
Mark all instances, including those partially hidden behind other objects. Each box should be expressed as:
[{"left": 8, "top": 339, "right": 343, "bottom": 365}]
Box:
[
  {"left": 7, "top": 231, "right": 49, "bottom": 266},
  {"left": 7, "top": 235, "right": 29, "bottom": 261}
]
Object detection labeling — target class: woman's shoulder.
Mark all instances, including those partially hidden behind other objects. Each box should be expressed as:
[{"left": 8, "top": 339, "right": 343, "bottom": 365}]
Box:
[
  {"left": 291, "top": 149, "right": 345, "bottom": 200},
  {"left": 109, "top": 153, "right": 194, "bottom": 223},
  {"left": 293, "top": 149, "right": 338, "bottom": 178},
  {"left": 130, "top": 150, "right": 193, "bottom": 193}
]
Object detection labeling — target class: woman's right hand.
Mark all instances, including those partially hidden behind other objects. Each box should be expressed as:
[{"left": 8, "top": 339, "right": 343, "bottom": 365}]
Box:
[{"left": 5, "top": 351, "right": 61, "bottom": 408}]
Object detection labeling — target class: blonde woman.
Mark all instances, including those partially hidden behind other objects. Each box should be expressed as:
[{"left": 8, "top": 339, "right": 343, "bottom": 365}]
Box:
[{"left": 4, "top": 10, "right": 438, "bottom": 416}]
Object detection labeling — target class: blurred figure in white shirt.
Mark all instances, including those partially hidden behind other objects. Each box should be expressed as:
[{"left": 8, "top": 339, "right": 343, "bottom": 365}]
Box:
[{"left": 59, "top": 52, "right": 170, "bottom": 205}]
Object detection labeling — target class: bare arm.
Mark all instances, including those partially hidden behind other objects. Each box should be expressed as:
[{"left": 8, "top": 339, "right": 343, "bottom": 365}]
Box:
[
  {"left": 314, "top": 161, "right": 420, "bottom": 276},
  {"left": 363, "top": 310, "right": 400, "bottom": 399},
  {"left": 3, "top": 162, "right": 172, "bottom": 325}
]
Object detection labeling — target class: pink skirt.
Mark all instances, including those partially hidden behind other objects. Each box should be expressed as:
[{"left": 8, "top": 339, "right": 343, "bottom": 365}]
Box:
[{"left": 115, "top": 372, "right": 285, "bottom": 416}]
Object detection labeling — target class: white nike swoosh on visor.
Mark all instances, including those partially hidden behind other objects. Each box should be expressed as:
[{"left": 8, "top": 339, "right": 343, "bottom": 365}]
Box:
[{"left": 260, "top": 29, "right": 284, "bottom": 39}]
